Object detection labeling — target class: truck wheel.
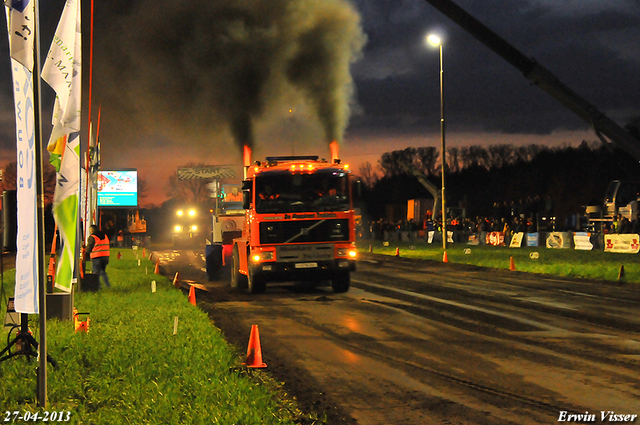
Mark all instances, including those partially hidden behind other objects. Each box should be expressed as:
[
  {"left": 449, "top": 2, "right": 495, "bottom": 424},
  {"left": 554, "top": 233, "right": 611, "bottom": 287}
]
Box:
[
  {"left": 331, "top": 272, "right": 350, "bottom": 293},
  {"left": 230, "top": 246, "right": 247, "bottom": 291},
  {"left": 248, "top": 265, "right": 266, "bottom": 294}
]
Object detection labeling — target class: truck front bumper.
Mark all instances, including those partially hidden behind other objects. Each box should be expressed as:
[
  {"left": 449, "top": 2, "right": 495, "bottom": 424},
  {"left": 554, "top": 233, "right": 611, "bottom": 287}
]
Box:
[{"left": 253, "top": 259, "right": 355, "bottom": 282}]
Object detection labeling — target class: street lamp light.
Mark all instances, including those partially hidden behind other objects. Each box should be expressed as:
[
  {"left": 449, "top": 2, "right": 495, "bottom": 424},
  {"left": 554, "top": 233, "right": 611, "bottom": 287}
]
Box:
[{"left": 427, "top": 34, "right": 447, "bottom": 250}]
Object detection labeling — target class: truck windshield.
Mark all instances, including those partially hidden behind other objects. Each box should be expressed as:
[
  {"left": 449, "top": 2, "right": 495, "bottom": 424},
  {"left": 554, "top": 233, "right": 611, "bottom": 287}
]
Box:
[{"left": 255, "top": 169, "right": 350, "bottom": 213}]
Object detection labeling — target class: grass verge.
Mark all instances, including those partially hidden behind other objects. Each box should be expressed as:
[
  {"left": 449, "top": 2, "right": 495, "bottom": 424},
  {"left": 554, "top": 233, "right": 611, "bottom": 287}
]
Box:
[
  {"left": 0, "top": 249, "right": 320, "bottom": 424},
  {"left": 359, "top": 239, "right": 640, "bottom": 284}
]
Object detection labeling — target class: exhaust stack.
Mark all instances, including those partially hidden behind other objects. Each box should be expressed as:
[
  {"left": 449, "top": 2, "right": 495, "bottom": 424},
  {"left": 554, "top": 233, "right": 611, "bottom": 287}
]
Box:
[
  {"left": 243, "top": 145, "right": 252, "bottom": 179},
  {"left": 330, "top": 141, "right": 340, "bottom": 164}
]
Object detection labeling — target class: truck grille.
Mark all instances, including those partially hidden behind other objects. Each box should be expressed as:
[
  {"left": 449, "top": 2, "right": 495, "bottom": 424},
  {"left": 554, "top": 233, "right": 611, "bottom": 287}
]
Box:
[{"left": 259, "top": 219, "right": 349, "bottom": 244}]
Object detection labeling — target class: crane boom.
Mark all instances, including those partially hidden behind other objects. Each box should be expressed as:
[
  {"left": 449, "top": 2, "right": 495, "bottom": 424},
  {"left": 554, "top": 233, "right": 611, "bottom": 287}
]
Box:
[{"left": 423, "top": 0, "right": 640, "bottom": 160}]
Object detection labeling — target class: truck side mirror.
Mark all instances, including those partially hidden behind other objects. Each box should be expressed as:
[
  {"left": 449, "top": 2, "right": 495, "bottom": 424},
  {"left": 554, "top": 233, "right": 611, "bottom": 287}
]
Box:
[
  {"left": 243, "top": 191, "right": 251, "bottom": 210},
  {"left": 242, "top": 181, "right": 252, "bottom": 209}
]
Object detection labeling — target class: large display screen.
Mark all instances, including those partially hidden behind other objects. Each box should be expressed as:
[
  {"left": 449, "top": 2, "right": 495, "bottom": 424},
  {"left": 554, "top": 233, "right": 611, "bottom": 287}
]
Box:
[{"left": 97, "top": 170, "right": 138, "bottom": 207}]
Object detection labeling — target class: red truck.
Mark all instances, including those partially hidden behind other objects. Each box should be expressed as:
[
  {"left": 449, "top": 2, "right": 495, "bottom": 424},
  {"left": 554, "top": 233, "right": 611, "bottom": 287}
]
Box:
[{"left": 231, "top": 145, "right": 357, "bottom": 293}]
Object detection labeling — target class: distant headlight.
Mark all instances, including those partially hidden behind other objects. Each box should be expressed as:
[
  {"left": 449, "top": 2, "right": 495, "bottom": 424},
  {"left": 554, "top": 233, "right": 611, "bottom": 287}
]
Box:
[
  {"left": 190, "top": 225, "right": 198, "bottom": 231},
  {"left": 174, "top": 225, "right": 182, "bottom": 232},
  {"left": 188, "top": 209, "right": 196, "bottom": 217},
  {"left": 176, "top": 210, "right": 184, "bottom": 217}
]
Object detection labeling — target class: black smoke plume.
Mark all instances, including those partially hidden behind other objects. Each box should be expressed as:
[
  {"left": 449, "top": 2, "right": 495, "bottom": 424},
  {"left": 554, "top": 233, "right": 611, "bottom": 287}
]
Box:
[{"left": 93, "top": 0, "right": 366, "bottom": 151}]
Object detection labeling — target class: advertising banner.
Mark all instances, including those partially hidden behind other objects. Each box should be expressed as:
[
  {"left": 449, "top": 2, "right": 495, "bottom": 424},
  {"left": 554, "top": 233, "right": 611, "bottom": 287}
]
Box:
[
  {"left": 486, "top": 232, "right": 505, "bottom": 246},
  {"left": 10, "top": 59, "right": 39, "bottom": 313},
  {"left": 526, "top": 233, "right": 539, "bottom": 247},
  {"left": 178, "top": 166, "right": 236, "bottom": 180},
  {"left": 546, "top": 232, "right": 571, "bottom": 249},
  {"left": 97, "top": 170, "right": 138, "bottom": 207},
  {"left": 604, "top": 234, "right": 640, "bottom": 254},
  {"left": 509, "top": 232, "right": 524, "bottom": 248},
  {"left": 573, "top": 232, "right": 593, "bottom": 251}
]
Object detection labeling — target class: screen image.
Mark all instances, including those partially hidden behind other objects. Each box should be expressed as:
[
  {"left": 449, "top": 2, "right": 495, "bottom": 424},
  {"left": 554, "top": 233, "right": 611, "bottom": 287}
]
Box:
[{"left": 97, "top": 170, "right": 138, "bottom": 207}]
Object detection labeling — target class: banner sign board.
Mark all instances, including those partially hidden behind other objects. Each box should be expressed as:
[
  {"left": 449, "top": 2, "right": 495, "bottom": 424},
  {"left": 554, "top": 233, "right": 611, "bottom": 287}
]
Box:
[
  {"left": 11, "top": 59, "right": 39, "bottom": 314},
  {"left": 546, "top": 232, "right": 571, "bottom": 249},
  {"left": 526, "top": 233, "right": 539, "bottom": 247},
  {"left": 97, "top": 170, "right": 138, "bottom": 207},
  {"left": 509, "top": 232, "right": 524, "bottom": 248},
  {"left": 178, "top": 166, "right": 236, "bottom": 180},
  {"left": 573, "top": 232, "right": 593, "bottom": 251},
  {"left": 486, "top": 232, "right": 505, "bottom": 246},
  {"left": 604, "top": 234, "right": 640, "bottom": 254}
]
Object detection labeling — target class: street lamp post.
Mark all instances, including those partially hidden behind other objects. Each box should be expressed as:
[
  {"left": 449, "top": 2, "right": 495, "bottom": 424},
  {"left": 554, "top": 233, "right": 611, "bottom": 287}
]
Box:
[{"left": 427, "top": 34, "right": 446, "bottom": 250}]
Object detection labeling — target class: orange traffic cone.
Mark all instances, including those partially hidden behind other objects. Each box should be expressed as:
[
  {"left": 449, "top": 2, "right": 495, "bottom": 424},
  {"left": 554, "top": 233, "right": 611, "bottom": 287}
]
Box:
[
  {"left": 369, "top": 244, "right": 372, "bottom": 253},
  {"left": 188, "top": 285, "right": 196, "bottom": 306},
  {"left": 243, "top": 325, "right": 267, "bottom": 368},
  {"left": 509, "top": 256, "right": 516, "bottom": 271},
  {"left": 142, "top": 247, "right": 146, "bottom": 258},
  {"left": 154, "top": 259, "right": 159, "bottom": 274},
  {"left": 443, "top": 251, "right": 448, "bottom": 263},
  {"left": 173, "top": 272, "right": 180, "bottom": 288},
  {"left": 395, "top": 247, "right": 400, "bottom": 257},
  {"left": 117, "top": 251, "right": 122, "bottom": 260}
]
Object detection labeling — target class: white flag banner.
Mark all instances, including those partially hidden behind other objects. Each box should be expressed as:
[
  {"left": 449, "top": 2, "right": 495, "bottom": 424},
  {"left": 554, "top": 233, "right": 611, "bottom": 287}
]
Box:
[
  {"left": 9, "top": 58, "right": 39, "bottom": 313},
  {"left": 5, "top": 0, "right": 35, "bottom": 70},
  {"left": 53, "top": 133, "right": 80, "bottom": 292},
  {"left": 43, "top": 0, "right": 82, "bottom": 292},
  {"left": 42, "top": 0, "right": 81, "bottom": 142}
]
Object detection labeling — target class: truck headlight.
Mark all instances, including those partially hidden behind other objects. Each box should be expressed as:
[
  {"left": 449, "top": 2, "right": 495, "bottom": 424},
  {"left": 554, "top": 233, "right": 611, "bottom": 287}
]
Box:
[
  {"left": 252, "top": 251, "right": 274, "bottom": 262},
  {"left": 174, "top": 225, "right": 182, "bottom": 232},
  {"left": 337, "top": 248, "right": 357, "bottom": 258}
]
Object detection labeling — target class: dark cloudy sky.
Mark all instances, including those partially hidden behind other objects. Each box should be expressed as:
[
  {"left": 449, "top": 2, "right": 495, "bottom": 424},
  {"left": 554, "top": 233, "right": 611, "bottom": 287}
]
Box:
[{"left": 1, "top": 0, "right": 639, "bottom": 205}]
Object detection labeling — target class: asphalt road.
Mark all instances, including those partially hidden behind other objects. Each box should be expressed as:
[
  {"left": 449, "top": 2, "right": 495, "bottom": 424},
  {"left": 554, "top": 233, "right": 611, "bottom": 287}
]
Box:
[{"left": 153, "top": 248, "right": 640, "bottom": 425}]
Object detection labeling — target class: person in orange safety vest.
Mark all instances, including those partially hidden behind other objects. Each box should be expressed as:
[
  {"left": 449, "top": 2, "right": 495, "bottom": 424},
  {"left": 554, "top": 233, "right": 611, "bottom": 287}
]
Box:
[
  {"left": 86, "top": 225, "right": 111, "bottom": 289},
  {"left": 224, "top": 187, "right": 243, "bottom": 202}
]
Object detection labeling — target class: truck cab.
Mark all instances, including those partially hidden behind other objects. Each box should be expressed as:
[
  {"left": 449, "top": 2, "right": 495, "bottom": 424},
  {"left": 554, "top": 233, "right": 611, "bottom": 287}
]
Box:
[{"left": 231, "top": 153, "right": 357, "bottom": 293}]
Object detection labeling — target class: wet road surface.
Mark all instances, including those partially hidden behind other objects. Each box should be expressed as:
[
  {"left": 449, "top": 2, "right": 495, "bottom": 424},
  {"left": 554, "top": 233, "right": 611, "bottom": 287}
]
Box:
[{"left": 153, "top": 248, "right": 640, "bottom": 424}]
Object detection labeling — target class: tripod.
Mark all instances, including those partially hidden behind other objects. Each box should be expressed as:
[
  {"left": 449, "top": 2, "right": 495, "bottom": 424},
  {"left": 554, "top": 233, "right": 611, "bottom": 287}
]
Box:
[{"left": 0, "top": 313, "right": 58, "bottom": 368}]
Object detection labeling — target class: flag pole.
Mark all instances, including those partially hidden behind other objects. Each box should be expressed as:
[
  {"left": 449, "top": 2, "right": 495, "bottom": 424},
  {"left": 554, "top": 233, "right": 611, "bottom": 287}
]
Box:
[
  {"left": 85, "top": 0, "right": 94, "bottom": 230},
  {"left": 33, "top": 0, "right": 49, "bottom": 407}
]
